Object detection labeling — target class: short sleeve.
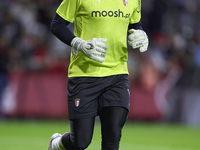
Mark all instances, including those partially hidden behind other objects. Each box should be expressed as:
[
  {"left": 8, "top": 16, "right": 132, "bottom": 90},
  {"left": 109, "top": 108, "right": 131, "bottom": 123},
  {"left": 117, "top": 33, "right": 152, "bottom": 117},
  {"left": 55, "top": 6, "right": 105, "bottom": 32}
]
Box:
[
  {"left": 129, "top": 0, "right": 141, "bottom": 24},
  {"left": 56, "top": 0, "right": 79, "bottom": 23}
]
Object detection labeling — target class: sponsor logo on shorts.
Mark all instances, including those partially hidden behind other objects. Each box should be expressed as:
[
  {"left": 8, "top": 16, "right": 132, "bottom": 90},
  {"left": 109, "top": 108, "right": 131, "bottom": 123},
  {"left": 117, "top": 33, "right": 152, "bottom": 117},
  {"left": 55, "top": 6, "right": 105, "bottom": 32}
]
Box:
[
  {"left": 127, "top": 88, "right": 130, "bottom": 95},
  {"left": 75, "top": 98, "right": 80, "bottom": 107}
]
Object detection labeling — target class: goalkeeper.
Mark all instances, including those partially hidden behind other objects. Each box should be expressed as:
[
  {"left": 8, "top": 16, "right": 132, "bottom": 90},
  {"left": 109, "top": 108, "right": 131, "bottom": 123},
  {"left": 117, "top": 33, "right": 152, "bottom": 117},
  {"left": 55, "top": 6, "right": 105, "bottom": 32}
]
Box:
[{"left": 49, "top": 0, "right": 148, "bottom": 150}]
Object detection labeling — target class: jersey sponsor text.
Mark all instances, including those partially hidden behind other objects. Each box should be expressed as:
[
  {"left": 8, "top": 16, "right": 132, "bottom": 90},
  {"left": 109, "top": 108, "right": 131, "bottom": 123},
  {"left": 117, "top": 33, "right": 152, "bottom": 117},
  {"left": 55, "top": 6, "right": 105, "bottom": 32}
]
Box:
[{"left": 91, "top": 9, "right": 130, "bottom": 19}]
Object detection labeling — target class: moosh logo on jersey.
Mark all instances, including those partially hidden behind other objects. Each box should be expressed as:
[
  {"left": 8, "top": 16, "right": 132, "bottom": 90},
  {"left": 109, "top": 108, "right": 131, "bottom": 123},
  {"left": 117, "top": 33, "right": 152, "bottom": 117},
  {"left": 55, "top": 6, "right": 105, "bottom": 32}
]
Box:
[
  {"left": 91, "top": 9, "right": 130, "bottom": 19},
  {"left": 123, "top": 0, "right": 128, "bottom": 6}
]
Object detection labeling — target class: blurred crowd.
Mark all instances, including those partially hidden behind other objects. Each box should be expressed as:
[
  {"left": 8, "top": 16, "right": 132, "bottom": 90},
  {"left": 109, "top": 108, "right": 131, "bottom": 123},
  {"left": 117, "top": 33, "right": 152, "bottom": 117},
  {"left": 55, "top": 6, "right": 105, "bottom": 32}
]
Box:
[
  {"left": 129, "top": 0, "right": 200, "bottom": 125},
  {"left": 0, "top": 0, "right": 200, "bottom": 125}
]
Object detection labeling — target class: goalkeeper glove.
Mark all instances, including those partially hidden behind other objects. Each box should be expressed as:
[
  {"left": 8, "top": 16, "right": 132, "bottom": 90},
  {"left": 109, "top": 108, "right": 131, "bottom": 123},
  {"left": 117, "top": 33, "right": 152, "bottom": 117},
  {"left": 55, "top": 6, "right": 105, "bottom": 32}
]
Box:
[
  {"left": 71, "top": 37, "right": 108, "bottom": 63},
  {"left": 128, "top": 29, "right": 149, "bottom": 52}
]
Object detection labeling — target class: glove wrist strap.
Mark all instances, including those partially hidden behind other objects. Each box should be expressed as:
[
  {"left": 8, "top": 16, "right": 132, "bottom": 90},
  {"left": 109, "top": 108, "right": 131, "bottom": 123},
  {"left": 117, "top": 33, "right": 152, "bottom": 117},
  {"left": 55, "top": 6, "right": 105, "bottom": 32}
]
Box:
[{"left": 71, "top": 37, "right": 84, "bottom": 51}]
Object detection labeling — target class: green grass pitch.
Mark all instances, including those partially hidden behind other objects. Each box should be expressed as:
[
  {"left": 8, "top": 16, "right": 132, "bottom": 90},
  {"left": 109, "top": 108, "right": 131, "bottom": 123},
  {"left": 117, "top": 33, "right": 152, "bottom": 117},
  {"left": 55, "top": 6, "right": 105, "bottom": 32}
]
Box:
[{"left": 0, "top": 119, "right": 200, "bottom": 150}]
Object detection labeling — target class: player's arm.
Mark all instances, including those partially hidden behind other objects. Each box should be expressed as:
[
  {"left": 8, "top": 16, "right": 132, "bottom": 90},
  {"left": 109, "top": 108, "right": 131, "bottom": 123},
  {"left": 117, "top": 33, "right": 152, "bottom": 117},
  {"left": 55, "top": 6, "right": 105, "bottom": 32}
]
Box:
[
  {"left": 50, "top": 13, "right": 75, "bottom": 46},
  {"left": 50, "top": 14, "right": 108, "bottom": 63},
  {"left": 128, "top": 20, "right": 149, "bottom": 52}
]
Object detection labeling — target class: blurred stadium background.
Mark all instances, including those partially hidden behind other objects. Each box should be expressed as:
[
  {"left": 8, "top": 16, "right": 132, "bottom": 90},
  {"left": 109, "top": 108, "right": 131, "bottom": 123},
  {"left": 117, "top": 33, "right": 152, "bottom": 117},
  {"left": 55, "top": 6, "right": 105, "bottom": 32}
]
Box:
[{"left": 0, "top": 0, "right": 200, "bottom": 150}]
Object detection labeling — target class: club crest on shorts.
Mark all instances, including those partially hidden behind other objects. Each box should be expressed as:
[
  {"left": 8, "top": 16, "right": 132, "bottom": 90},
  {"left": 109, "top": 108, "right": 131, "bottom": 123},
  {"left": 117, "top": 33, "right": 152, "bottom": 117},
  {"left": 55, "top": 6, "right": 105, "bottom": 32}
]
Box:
[
  {"left": 75, "top": 98, "right": 80, "bottom": 107},
  {"left": 123, "top": 0, "right": 128, "bottom": 6}
]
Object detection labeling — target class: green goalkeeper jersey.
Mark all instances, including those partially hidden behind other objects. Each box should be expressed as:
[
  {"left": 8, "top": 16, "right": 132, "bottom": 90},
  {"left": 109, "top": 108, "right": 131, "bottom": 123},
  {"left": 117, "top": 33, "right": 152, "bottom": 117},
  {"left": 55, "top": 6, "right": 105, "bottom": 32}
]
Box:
[{"left": 56, "top": 0, "right": 141, "bottom": 77}]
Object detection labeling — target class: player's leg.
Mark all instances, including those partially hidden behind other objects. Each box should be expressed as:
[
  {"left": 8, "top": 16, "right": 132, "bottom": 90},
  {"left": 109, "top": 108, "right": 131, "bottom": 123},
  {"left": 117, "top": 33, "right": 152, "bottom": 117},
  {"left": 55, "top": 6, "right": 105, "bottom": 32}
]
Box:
[
  {"left": 53, "top": 76, "right": 99, "bottom": 150},
  {"left": 61, "top": 117, "right": 96, "bottom": 150},
  {"left": 99, "top": 106, "right": 128, "bottom": 150},
  {"left": 49, "top": 117, "right": 95, "bottom": 150},
  {"left": 98, "top": 74, "right": 130, "bottom": 150}
]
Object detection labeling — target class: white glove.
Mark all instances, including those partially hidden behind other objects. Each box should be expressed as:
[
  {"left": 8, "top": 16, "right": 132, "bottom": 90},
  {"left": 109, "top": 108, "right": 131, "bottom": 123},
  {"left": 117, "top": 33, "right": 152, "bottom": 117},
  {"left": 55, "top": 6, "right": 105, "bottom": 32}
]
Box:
[
  {"left": 71, "top": 37, "right": 108, "bottom": 63},
  {"left": 128, "top": 29, "right": 149, "bottom": 52}
]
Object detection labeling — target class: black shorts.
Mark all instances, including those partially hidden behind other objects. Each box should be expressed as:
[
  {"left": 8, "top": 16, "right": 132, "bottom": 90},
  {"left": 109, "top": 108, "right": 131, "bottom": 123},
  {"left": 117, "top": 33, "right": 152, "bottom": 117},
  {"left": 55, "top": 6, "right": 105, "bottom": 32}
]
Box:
[{"left": 67, "top": 74, "right": 130, "bottom": 119}]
